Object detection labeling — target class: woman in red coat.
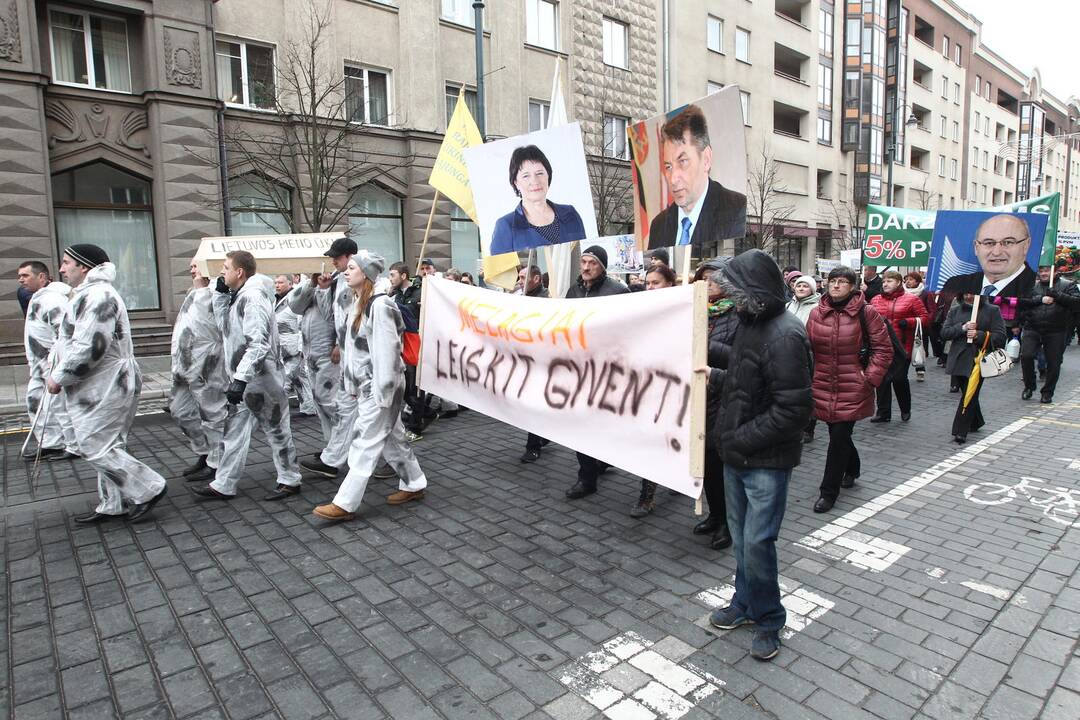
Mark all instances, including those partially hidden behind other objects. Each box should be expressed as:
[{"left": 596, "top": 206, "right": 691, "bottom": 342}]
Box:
[
  {"left": 806, "top": 266, "right": 894, "bottom": 513},
  {"left": 869, "top": 270, "right": 929, "bottom": 422}
]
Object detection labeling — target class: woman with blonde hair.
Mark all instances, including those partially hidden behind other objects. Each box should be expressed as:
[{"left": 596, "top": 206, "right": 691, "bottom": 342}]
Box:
[{"left": 313, "top": 251, "right": 428, "bottom": 521}]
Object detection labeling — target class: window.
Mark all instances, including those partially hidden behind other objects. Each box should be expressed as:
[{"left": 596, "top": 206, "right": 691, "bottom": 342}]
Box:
[
  {"left": 971, "top": 181, "right": 977, "bottom": 197},
  {"left": 49, "top": 8, "right": 132, "bottom": 92},
  {"left": 52, "top": 163, "right": 157, "bottom": 309},
  {"left": 819, "top": 9, "right": 833, "bottom": 56},
  {"left": 602, "top": 17, "right": 628, "bottom": 68},
  {"left": 229, "top": 174, "right": 292, "bottom": 236},
  {"left": 817, "top": 117, "right": 832, "bottom": 145},
  {"left": 974, "top": 111, "right": 980, "bottom": 133},
  {"left": 953, "top": 82, "right": 960, "bottom": 104},
  {"left": 450, "top": 204, "right": 480, "bottom": 272},
  {"left": 985, "top": 82, "right": 991, "bottom": 100},
  {"left": 349, "top": 185, "right": 403, "bottom": 265},
  {"left": 984, "top": 116, "right": 990, "bottom": 135},
  {"left": 526, "top": 0, "right": 558, "bottom": 50},
  {"left": 735, "top": 27, "right": 750, "bottom": 63},
  {"left": 972, "top": 146, "right": 978, "bottom": 167},
  {"left": 938, "top": 154, "right": 946, "bottom": 176},
  {"left": 603, "top": 114, "right": 629, "bottom": 160},
  {"left": 740, "top": 91, "right": 751, "bottom": 125},
  {"left": 980, "top": 185, "right": 987, "bottom": 204},
  {"left": 707, "top": 81, "right": 724, "bottom": 95},
  {"left": 955, "top": 44, "right": 962, "bottom": 66},
  {"left": 345, "top": 65, "right": 390, "bottom": 125},
  {"left": 942, "top": 35, "right": 949, "bottom": 58},
  {"left": 217, "top": 39, "right": 275, "bottom": 109},
  {"left": 441, "top": 0, "right": 474, "bottom": 26},
  {"left": 528, "top": 100, "right": 550, "bottom": 132},
  {"left": 950, "top": 158, "right": 958, "bottom": 180},
  {"left": 982, "top": 150, "right": 988, "bottom": 169},
  {"left": 707, "top": 15, "right": 724, "bottom": 53},
  {"left": 939, "top": 115, "right": 947, "bottom": 138},
  {"left": 953, "top": 120, "right": 960, "bottom": 142},
  {"left": 445, "top": 84, "right": 479, "bottom": 126},
  {"left": 817, "top": 64, "right": 832, "bottom": 108},
  {"left": 941, "top": 75, "right": 949, "bottom": 99},
  {"left": 975, "top": 75, "right": 981, "bottom": 95},
  {"left": 845, "top": 19, "right": 861, "bottom": 58}
]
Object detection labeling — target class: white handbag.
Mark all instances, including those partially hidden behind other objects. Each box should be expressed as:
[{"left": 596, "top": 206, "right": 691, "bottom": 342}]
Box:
[
  {"left": 1005, "top": 337, "right": 1021, "bottom": 361},
  {"left": 911, "top": 317, "right": 926, "bottom": 367},
  {"left": 980, "top": 349, "right": 1013, "bottom": 378}
]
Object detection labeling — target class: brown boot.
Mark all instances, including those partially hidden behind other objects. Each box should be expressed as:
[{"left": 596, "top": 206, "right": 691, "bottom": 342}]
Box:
[
  {"left": 387, "top": 489, "right": 425, "bottom": 505},
  {"left": 313, "top": 503, "right": 355, "bottom": 521}
]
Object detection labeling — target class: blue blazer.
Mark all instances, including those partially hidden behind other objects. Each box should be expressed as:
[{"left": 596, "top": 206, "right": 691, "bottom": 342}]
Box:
[{"left": 490, "top": 201, "right": 586, "bottom": 254}]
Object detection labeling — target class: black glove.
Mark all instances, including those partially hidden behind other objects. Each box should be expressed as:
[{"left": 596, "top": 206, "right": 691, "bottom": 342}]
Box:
[
  {"left": 897, "top": 319, "right": 909, "bottom": 329},
  {"left": 1047, "top": 289, "right": 1060, "bottom": 300},
  {"left": 216, "top": 276, "right": 230, "bottom": 293},
  {"left": 226, "top": 379, "right": 247, "bottom": 405}
]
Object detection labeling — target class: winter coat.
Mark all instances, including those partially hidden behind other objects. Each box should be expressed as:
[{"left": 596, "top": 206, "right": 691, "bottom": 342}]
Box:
[
  {"left": 871, "top": 288, "right": 929, "bottom": 355},
  {"left": 711, "top": 250, "right": 814, "bottom": 470},
  {"left": 863, "top": 274, "right": 884, "bottom": 302},
  {"left": 171, "top": 286, "right": 228, "bottom": 387},
  {"left": 286, "top": 277, "right": 336, "bottom": 365},
  {"left": 212, "top": 274, "right": 289, "bottom": 412},
  {"left": 1018, "top": 279, "right": 1080, "bottom": 334},
  {"left": 343, "top": 294, "right": 405, "bottom": 408},
  {"left": 24, "top": 281, "right": 71, "bottom": 378},
  {"left": 941, "top": 301, "right": 1006, "bottom": 378},
  {"left": 806, "top": 292, "right": 893, "bottom": 423},
  {"left": 705, "top": 305, "right": 738, "bottom": 452},
  {"left": 50, "top": 263, "right": 142, "bottom": 453},
  {"left": 785, "top": 292, "right": 820, "bottom": 325},
  {"left": 564, "top": 273, "right": 629, "bottom": 299}
]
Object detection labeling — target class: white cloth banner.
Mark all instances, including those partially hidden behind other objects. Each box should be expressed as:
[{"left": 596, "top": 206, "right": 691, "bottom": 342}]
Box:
[
  {"left": 193, "top": 232, "right": 345, "bottom": 277},
  {"left": 419, "top": 278, "right": 702, "bottom": 496}
]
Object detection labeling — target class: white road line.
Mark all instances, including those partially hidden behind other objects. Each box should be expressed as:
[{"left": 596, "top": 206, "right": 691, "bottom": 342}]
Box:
[
  {"left": 694, "top": 580, "right": 835, "bottom": 640},
  {"left": 960, "top": 580, "right": 1012, "bottom": 601},
  {"left": 796, "top": 417, "right": 1035, "bottom": 572}
]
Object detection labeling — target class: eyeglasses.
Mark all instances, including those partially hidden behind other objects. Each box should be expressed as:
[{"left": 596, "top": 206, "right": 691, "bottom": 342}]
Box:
[
  {"left": 828, "top": 278, "right": 853, "bottom": 285},
  {"left": 975, "top": 238, "right": 1028, "bottom": 249}
]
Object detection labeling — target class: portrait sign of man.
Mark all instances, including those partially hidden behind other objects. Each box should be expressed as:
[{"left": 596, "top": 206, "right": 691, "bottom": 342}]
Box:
[
  {"left": 927, "top": 211, "right": 1047, "bottom": 298},
  {"left": 647, "top": 104, "right": 747, "bottom": 252}
]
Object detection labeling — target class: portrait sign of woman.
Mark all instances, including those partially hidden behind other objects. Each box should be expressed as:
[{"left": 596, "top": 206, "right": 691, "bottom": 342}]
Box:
[{"left": 489, "top": 145, "right": 587, "bottom": 255}]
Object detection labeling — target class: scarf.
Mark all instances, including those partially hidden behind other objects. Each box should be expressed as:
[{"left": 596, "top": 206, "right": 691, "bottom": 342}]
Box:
[
  {"left": 828, "top": 293, "right": 854, "bottom": 309},
  {"left": 709, "top": 298, "right": 735, "bottom": 317},
  {"left": 904, "top": 283, "right": 925, "bottom": 296}
]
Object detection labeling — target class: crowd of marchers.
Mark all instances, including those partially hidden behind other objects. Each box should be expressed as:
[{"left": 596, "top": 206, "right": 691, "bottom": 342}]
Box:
[{"left": 14, "top": 233, "right": 1080, "bottom": 665}]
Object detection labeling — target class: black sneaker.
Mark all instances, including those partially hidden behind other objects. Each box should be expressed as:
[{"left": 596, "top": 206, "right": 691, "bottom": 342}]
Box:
[
  {"left": 565, "top": 481, "right": 596, "bottom": 500},
  {"left": 300, "top": 458, "right": 339, "bottom": 478},
  {"left": 709, "top": 605, "right": 753, "bottom": 630},
  {"left": 520, "top": 449, "right": 541, "bottom": 464},
  {"left": 751, "top": 630, "right": 781, "bottom": 661},
  {"left": 182, "top": 456, "right": 209, "bottom": 477}
]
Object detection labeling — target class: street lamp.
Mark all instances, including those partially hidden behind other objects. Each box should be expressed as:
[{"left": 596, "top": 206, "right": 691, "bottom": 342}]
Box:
[
  {"left": 886, "top": 110, "right": 920, "bottom": 207},
  {"left": 473, "top": 1, "right": 486, "bottom": 139}
]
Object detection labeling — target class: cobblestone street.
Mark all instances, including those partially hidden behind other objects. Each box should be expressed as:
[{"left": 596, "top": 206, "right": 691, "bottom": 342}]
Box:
[{"left": 2, "top": 353, "right": 1080, "bottom": 719}]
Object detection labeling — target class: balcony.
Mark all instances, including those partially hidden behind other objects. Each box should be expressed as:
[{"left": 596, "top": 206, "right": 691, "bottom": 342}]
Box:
[
  {"left": 910, "top": 146, "right": 930, "bottom": 172},
  {"left": 997, "top": 90, "right": 1019, "bottom": 115},
  {"left": 913, "top": 15, "right": 935, "bottom": 49},
  {"left": 774, "top": 43, "right": 809, "bottom": 85},
  {"left": 911, "top": 103, "right": 931, "bottom": 132},
  {"left": 775, "top": 0, "right": 810, "bottom": 27},
  {"left": 773, "top": 101, "right": 808, "bottom": 139},
  {"left": 912, "top": 60, "right": 932, "bottom": 90}
]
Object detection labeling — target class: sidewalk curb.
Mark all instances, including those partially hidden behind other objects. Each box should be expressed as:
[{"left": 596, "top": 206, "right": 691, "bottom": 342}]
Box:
[{"left": 0, "top": 388, "right": 170, "bottom": 420}]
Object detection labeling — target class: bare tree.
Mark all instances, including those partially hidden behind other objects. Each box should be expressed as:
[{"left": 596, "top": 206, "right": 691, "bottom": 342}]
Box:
[
  {"left": 744, "top": 141, "right": 797, "bottom": 254},
  {"left": 578, "top": 72, "right": 634, "bottom": 235},
  {"left": 912, "top": 173, "right": 939, "bottom": 211},
  {"left": 815, "top": 197, "right": 863, "bottom": 252},
  {"left": 209, "top": 0, "right": 412, "bottom": 233}
]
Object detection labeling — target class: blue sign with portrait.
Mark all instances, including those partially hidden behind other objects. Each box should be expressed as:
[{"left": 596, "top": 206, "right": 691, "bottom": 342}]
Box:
[{"left": 926, "top": 210, "right": 1048, "bottom": 298}]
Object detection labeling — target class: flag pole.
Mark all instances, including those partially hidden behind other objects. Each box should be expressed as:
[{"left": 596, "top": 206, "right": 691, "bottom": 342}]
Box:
[{"left": 415, "top": 191, "right": 441, "bottom": 277}]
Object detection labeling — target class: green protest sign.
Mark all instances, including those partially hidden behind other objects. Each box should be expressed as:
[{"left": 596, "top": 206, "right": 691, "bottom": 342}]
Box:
[{"left": 863, "top": 193, "right": 1060, "bottom": 267}]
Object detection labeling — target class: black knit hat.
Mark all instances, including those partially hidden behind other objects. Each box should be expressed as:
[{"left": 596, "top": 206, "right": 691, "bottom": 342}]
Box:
[
  {"left": 581, "top": 245, "right": 608, "bottom": 269},
  {"left": 64, "top": 244, "right": 109, "bottom": 269}
]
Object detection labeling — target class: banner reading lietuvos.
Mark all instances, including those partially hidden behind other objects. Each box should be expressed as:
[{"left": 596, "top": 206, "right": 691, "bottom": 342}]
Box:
[{"left": 418, "top": 278, "right": 706, "bottom": 497}]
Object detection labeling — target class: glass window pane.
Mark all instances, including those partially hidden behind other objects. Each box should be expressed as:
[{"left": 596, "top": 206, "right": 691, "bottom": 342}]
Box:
[
  {"left": 90, "top": 15, "right": 130, "bottom": 92},
  {"left": 246, "top": 44, "right": 275, "bottom": 108},
  {"left": 217, "top": 41, "right": 243, "bottom": 104},
  {"left": 55, "top": 208, "right": 158, "bottom": 309},
  {"left": 345, "top": 67, "right": 364, "bottom": 121},
  {"left": 51, "top": 163, "right": 151, "bottom": 205},
  {"left": 450, "top": 204, "right": 481, "bottom": 272},
  {"left": 350, "top": 185, "right": 403, "bottom": 263},
  {"left": 367, "top": 71, "right": 388, "bottom": 124},
  {"left": 232, "top": 209, "right": 291, "bottom": 235},
  {"left": 51, "top": 11, "right": 88, "bottom": 85}
]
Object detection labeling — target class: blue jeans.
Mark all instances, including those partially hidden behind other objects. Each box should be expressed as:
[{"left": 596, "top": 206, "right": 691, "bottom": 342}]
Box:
[{"left": 723, "top": 464, "right": 790, "bottom": 632}]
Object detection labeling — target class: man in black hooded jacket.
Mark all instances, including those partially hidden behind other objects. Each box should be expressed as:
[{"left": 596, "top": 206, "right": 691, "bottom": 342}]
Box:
[{"left": 705, "top": 249, "right": 813, "bottom": 662}]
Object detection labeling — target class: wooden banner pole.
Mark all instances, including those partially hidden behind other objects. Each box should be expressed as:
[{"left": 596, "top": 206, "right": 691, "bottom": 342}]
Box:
[
  {"left": 416, "top": 273, "right": 430, "bottom": 388},
  {"left": 681, "top": 245, "right": 694, "bottom": 285},
  {"left": 415, "top": 190, "right": 441, "bottom": 277},
  {"left": 690, "top": 279, "right": 708, "bottom": 515}
]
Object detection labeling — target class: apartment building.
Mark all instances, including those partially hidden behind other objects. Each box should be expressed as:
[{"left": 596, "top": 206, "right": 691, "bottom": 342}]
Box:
[
  {"left": 0, "top": 0, "right": 658, "bottom": 342},
  {"left": 0, "top": 0, "right": 1077, "bottom": 343}
]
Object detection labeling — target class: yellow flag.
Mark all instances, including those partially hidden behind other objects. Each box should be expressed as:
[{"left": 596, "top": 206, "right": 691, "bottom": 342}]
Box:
[{"left": 429, "top": 93, "right": 483, "bottom": 221}]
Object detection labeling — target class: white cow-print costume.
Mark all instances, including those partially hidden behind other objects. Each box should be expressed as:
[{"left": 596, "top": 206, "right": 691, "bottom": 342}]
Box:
[
  {"left": 169, "top": 285, "right": 228, "bottom": 469},
  {"left": 286, "top": 277, "right": 338, "bottom": 442},
  {"left": 24, "top": 281, "right": 77, "bottom": 453},
  {"left": 210, "top": 274, "right": 302, "bottom": 495},
  {"left": 274, "top": 292, "right": 315, "bottom": 415},
  {"left": 50, "top": 263, "right": 166, "bottom": 516}
]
